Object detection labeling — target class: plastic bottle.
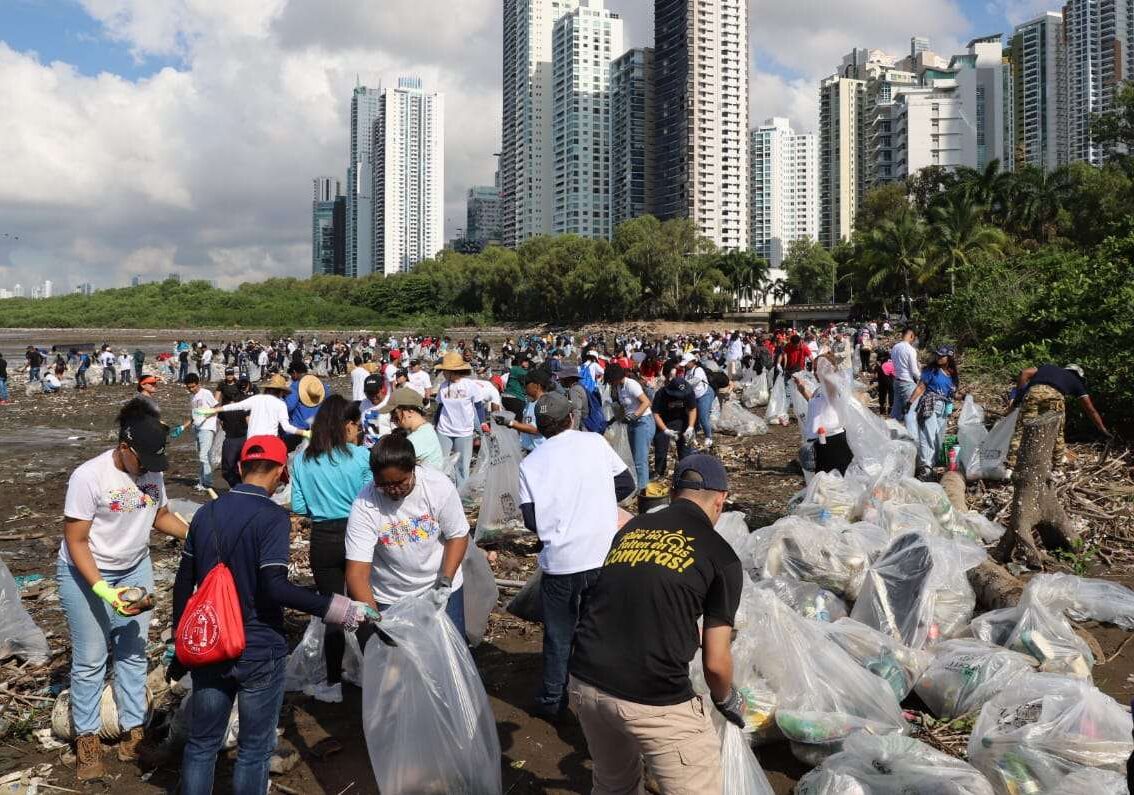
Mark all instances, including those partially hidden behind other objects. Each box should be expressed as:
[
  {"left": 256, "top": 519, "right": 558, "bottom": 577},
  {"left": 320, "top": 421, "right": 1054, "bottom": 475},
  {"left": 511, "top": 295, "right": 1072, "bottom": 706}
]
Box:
[
  {"left": 948, "top": 446, "right": 959, "bottom": 471},
  {"left": 996, "top": 752, "right": 1040, "bottom": 795},
  {"left": 817, "top": 426, "right": 827, "bottom": 445},
  {"left": 776, "top": 712, "right": 853, "bottom": 743}
]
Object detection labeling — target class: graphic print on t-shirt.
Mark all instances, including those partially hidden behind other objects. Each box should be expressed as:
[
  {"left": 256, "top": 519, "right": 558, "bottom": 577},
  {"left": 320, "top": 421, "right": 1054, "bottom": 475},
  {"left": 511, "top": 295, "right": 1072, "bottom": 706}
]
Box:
[
  {"left": 376, "top": 514, "right": 440, "bottom": 548},
  {"left": 108, "top": 484, "right": 159, "bottom": 513},
  {"left": 604, "top": 527, "right": 696, "bottom": 573}
]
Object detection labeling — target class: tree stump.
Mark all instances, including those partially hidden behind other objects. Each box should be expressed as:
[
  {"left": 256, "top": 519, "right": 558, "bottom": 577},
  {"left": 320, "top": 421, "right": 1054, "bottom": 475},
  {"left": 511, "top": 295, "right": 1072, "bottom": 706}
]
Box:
[
  {"left": 941, "top": 471, "right": 1025, "bottom": 610},
  {"left": 993, "top": 412, "right": 1081, "bottom": 568}
]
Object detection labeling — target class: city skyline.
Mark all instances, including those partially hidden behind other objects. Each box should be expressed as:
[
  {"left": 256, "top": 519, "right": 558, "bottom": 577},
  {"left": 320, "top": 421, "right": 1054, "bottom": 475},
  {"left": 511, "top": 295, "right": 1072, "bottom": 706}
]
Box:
[{"left": 0, "top": 1, "right": 1102, "bottom": 290}]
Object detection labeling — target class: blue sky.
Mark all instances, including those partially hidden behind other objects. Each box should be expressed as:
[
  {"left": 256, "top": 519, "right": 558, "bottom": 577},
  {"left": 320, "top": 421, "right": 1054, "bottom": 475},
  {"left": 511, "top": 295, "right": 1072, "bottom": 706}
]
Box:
[{"left": 0, "top": 0, "right": 1054, "bottom": 292}]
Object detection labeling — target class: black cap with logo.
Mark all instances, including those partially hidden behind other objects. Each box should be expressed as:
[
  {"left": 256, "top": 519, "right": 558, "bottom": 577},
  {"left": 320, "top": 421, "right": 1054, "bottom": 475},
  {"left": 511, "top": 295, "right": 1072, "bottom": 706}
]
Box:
[{"left": 119, "top": 415, "right": 170, "bottom": 472}]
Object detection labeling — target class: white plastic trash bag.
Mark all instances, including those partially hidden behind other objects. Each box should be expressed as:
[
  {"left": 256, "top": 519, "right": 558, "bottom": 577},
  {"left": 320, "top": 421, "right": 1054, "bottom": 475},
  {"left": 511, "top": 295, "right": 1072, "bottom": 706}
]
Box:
[
  {"left": 720, "top": 722, "right": 775, "bottom": 795},
  {"left": 1025, "top": 572, "right": 1134, "bottom": 630},
  {"left": 474, "top": 422, "right": 526, "bottom": 543},
  {"left": 957, "top": 396, "right": 987, "bottom": 477},
  {"left": 764, "top": 375, "right": 790, "bottom": 426},
  {"left": 914, "top": 639, "right": 1036, "bottom": 720},
  {"left": 967, "top": 672, "right": 1132, "bottom": 794},
  {"left": 968, "top": 598, "right": 1094, "bottom": 678},
  {"left": 797, "top": 734, "right": 994, "bottom": 795},
  {"left": 363, "top": 596, "right": 502, "bottom": 795},
  {"left": 823, "top": 618, "right": 932, "bottom": 701},
  {"left": 208, "top": 429, "right": 225, "bottom": 470},
  {"left": 461, "top": 541, "right": 499, "bottom": 647},
  {"left": 0, "top": 559, "right": 49, "bottom": 664},
  {"left": 967, "top": 409, "right": 1018, "bottom": 482},
  {"left": 717, "top": 401, "right": 769, "bottom": 437},
  {"left": 284, "top": 618, "right": 364, "bottom": 691},
  {"left": 740, "top": 372, "right": 770, "bottom": 408},
  {"left": 753, "top": 576, "right": 847, "bottom": 623},
  {"left": 1059, "top": 768, "right": 1130, "bottom": 794},
  {"left": 745, "top": 588, "right": 907, "bottom": 763}
]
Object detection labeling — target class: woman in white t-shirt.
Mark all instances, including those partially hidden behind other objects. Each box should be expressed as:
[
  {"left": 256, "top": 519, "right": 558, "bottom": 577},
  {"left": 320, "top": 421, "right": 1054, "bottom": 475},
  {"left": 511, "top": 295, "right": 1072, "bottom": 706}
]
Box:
[
  {"left": 344, "top": 432, "right": 470, "bottom": 643},
  {"left": 604, "top": 363, "right": 654, "bottom": 488},
  {"left": 431, "top": 352, "right": 487, "bottom": 490},
  {"left": 58, "top": 399, "right": 189, "bottom": 780}
]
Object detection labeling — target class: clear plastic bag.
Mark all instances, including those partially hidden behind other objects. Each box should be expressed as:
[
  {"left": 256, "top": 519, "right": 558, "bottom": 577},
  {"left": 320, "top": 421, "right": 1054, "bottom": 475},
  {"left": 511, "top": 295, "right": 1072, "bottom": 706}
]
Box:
[
  {"left": 1025, "top": 572, "right": 1134, "bottom": 630},
  {"left": 760, "top": 518, "right": 876, "bottom": 600},
  {"left": 823, "top": 618, "right": 932, "bottom": 701},
  {"left": 363, "top": 596, "right": 502, "bottom": 795},
  {"left": 914, "top": 639, "right": 1036, "bottom": 720},
  {"left": 474, "top": 423, "right": 526, "bottom": 543},
  {"left": 957, "top": 396, "right": 988, "bottom": 479},
  {"left": 461, "top": 541, "right": 499, "bottom": 647},
  {"left": 720, "top": 722, "right": 775, "bottom": 795},
  {"left": 745, "top": 589, "right": 907, "bottom": 763},
  {"left": 284, "top": 618, "right": 364, "bottom": 691},
  {"left": 791, "top": 470, "right": 865, "bottom": 522},
  {"left": 969, "top": 599, "right": 1094, "bottom": 678},
  {"left": 0, "top": 559, "right": 49, "bottom": 664},
  {"left": 208, "top": 428, "right": 225, "bottom": 471},
  {"left": 167, "top": 498, "right": 205, "bottom": 523},
  {"left": 714, "top": 511, "right": 754, "bottom": 566},
  {"left": 603, "top": 422, "right": 638, "bottom": 491},
  {"left": 1058, "top": 768, "right": 1130, "bottom": 794},
  {"left": 717, "top": 401, "right": 769, "bottom": 436},
  {"left": 764, "top": 374, "right": 790, "bottom": 426},
  {"left": 741, "top": 371, "right": 770, "bottom": 408},
  {"left": 797, "top": 734, "right": 995, "bottom": 795},
  {"left": 753, "top": 576, "right": 847, "bottom": 622},
  {"left": 850, "top": 533, "right": 984, "bottom": 649},
  {"left": 967, "top": 672, "right": 1132, "bottom": 794},
  {"left": 968, "top": 409, "right": 1018, "bottom": 482}
]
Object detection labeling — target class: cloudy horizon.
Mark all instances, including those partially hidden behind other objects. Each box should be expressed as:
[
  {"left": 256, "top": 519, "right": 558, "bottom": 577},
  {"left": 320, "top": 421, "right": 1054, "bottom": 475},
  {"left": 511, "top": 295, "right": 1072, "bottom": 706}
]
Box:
[{"left": 1, "top": 0, "right": 1052, "bottom": 293}]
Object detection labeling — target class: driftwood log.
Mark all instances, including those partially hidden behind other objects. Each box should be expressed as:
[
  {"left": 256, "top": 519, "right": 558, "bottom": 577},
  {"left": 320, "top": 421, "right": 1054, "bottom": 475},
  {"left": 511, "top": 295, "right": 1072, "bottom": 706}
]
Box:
[
  {"left": 994, "top": 412, "right": 1081, "bottom": 568},
  {"left": 940, "top": 471, "right": 1025, "bottom": 611}
]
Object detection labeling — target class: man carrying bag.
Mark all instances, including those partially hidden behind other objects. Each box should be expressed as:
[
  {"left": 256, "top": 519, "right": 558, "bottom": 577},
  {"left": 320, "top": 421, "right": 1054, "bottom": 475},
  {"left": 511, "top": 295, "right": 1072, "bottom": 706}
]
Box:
[{"left": 170, "top": 436, "right": 377, "bottom": 795}]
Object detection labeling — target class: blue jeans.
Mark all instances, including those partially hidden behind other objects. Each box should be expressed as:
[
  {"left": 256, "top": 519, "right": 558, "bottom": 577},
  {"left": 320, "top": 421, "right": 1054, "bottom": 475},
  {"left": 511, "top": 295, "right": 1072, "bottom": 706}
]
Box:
[
  {"left": 917, "top": 400, "right": 950, "bottom": 471},
  {"left": 194, "top": 427, "right": 215, "bottom": 488},
  {"left": 438, "top": 433, "right": 474, "bottom": 490},
  {"left": 29, "top": 367, "right": 40, "bottom": 382},
  {"left": 892, "top": 379, "right": 919, "bottom": 438},
  {"left": 57, "top": 557, "right": 154, "bottom": 735},
  {"left": 627, "top": 414, "right": 656, "bottom": 488},
  {"left": 0, "top": 376, "right": 8, "bottom": 401},
  {"left": 538, "top": 568, "right": 601, "bottom": 713},
  {"left": 178, "top": 361, "right": 189, "bottom": 383},
  {"left": 180, "top": 656, "right": 287, "bottom": 795},
  {"left": 695, "top": 390, "right": 715, "bottom": 441}
]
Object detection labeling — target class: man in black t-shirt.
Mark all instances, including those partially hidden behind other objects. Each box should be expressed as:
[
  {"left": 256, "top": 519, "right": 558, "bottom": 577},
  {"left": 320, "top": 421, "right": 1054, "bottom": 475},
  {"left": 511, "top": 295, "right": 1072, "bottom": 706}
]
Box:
[
  {"left": 213, "top": 367, "right": 253, "bottom": 487},
  {"left": 568, "top": 455, "right": 745, "bottom": 795},
  {"left": 1006, "top": 363, "right": 1111, "bottom": 471},
  {"left": 651, "top": 363, "right": 698, "bottom": 479}
]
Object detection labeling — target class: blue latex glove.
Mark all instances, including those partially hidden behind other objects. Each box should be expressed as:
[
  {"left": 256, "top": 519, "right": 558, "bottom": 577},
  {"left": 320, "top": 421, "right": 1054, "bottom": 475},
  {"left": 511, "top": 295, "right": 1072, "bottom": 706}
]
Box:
[{"left": 169, "top": 424, "right": 185, "bottom": 440}]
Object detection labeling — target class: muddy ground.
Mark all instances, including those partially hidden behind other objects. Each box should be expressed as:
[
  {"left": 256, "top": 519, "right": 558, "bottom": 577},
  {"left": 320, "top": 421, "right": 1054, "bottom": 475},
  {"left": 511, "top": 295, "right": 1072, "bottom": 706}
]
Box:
[{"left": 1, "top": 359, "right": 1132, "bottom": 795}]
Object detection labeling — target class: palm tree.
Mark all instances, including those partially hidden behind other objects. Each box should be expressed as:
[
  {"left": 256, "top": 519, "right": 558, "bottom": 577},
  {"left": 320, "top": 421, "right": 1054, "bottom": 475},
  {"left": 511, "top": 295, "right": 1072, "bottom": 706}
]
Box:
[
  {"left": 859, "top": 209, "right": 930, "bottom": 302},
  {"left": 953, "top": 159, "right": 1012, "bottom": 222},
  {"left": 771, "top": 278, "right": 789, "bottom": 306},
  {"left": 1009, "top": 166, "right": 1073, "bottom": 242},
  {"left": 928, "top": 191, "right": 1007, "bottom": 294}
]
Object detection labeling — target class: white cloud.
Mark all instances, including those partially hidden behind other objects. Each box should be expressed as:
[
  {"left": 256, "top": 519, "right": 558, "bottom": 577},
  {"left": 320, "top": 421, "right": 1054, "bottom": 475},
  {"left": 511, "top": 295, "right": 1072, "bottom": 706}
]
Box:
[{"left": 0, "top": 0, "right": 980, "bottom": 294}]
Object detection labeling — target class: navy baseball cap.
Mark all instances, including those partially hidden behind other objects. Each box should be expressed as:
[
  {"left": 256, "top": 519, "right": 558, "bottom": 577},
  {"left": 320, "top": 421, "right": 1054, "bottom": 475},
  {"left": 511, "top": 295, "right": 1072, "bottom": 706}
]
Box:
[{"left": 672, "top": 454, "right": 729, "bottom": 493}]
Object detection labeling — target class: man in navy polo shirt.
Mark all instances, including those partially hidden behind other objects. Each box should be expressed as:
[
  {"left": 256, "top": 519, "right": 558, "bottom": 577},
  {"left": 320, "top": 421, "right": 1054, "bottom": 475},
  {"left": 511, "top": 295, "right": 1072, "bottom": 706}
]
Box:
[{"left": 171, "top": 436, "right": 376, "bottom": 795}]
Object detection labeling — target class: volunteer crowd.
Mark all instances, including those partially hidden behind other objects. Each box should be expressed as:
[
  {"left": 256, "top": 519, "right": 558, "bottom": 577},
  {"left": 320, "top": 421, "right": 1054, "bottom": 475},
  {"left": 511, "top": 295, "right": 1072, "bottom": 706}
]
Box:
[{"left": 42, "top": 324, "right": 1113, "bottom": 793}]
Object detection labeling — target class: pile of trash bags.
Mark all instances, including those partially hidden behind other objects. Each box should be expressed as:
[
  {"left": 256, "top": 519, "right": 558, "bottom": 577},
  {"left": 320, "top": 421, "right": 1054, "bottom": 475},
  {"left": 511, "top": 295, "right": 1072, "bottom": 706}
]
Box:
[
  {"left": 717, "top": 401, "right": 769, "bottom": 437},
  {"left": 694, "top": 353, "right": 1134, "bottom": 788}
]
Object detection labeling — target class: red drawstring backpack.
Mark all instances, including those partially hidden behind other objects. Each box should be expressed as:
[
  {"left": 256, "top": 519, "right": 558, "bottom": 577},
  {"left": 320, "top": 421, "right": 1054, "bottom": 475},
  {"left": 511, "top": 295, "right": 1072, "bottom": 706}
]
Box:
[{"left": 175, "top": 505, "right": 257, "bottom": 667}]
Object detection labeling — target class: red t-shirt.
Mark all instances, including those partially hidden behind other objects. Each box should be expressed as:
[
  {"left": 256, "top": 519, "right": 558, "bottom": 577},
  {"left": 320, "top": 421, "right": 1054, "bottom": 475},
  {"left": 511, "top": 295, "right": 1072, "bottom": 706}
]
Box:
[{"left": 784, "top": 344, "right": 811, "bottom": 372}]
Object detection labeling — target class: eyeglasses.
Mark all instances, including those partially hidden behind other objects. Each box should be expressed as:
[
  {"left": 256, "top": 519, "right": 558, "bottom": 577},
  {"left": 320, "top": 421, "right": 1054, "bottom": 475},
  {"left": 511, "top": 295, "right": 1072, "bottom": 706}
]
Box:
[{"left": 375, "top": 471, "right": 415, "bottom": 498}]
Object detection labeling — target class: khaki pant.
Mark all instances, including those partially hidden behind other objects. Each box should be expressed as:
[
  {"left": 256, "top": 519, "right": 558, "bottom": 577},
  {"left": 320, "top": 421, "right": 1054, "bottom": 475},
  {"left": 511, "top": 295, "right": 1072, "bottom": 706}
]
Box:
[
  {"left": 568, "top": 677, "right": 722, "bottom": 795},
  {"left": 1006, "top": 384, "right": 1066, "bottom": 470}
]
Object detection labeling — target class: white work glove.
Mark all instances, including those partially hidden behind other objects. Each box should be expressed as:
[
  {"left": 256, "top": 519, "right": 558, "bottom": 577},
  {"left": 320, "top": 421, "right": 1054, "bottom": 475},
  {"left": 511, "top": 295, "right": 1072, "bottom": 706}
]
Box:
[
  {"left": 664, "top": 428, "right": 679, "bottom": 440},
  {"left": 325, "top": 594, "right": 380, "bottom": 631},
  {"left": 427, "top": 575, "right": 453, "bottom": 611},
  {"left": 683, "top": 426, "right": 695, "bottom": 442}
]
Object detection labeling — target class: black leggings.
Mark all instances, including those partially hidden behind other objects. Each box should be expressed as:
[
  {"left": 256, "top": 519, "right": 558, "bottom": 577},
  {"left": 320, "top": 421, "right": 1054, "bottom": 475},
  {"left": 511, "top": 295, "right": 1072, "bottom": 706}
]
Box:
[
  {"left": 814, "top": 431, "right": 854, "bottom": 476},
  {"left": 310, "top": 520, "right": 348, "bottom": 684}
]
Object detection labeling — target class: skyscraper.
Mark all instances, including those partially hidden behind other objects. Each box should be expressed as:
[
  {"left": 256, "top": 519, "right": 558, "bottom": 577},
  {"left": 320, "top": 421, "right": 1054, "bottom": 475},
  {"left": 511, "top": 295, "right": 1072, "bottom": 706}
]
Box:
[
  {"left": 749, "top": 118, "right": 818, "bottom": 272},
  {"left": 348, "top": 84, "right": 383, "bottom": 277},
  {"left": 43, "top": 280, "right": 52, "bottom": 299},
  {"left": 1009, "top": 13, "right": 1067, "bottom": 171},
  {"left": 951, "top": 37, "right": 1010, "bottom": 170},
  {"left": 312, "top": 176, "right": 343, "bottom": 276},
  {"left": 552, "top": 0, "right": 624, "bottom": 239},
  {"left": 372, "top": 77, "right": 445, "bottom": 276},
  {"left": 610, "top": 47, "right": 655, "bottom": 230},
  {"left": 75, "top": 282, "right": 94, "bottom": 297},
  {"left": 501, "top": 0, "right": 582, "bottom": 247},
  {"left": 1063, "top": 0, "right": 1134, "bottom": 165},
  {"left": 819, "top": 75, "right": 866, "bottom": 247},
  {"left": 654, "top": 0, "right": 749, "bottom": 250},
  {"left": 467, "top": 184, "right": 503, "bottom": 245}
]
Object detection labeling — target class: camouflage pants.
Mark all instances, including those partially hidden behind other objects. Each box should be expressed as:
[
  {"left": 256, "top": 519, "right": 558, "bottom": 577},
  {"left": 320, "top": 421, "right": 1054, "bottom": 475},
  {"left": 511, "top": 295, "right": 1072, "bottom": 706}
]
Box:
[{"left": 1006, "top": 384, "right": 1065, "bottom": 470}]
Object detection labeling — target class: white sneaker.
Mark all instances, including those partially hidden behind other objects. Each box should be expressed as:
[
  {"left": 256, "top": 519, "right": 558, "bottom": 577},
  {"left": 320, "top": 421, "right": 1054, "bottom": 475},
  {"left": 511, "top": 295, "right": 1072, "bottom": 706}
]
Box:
[
  {"left": 704, "top": 438, "right": 713, "bottom": 449},
  {"left": 303, "top": 681, "right": 342, "bottom": 704},
  {"left": 194, "top": 484, "right": 210, "bottom": 493}
]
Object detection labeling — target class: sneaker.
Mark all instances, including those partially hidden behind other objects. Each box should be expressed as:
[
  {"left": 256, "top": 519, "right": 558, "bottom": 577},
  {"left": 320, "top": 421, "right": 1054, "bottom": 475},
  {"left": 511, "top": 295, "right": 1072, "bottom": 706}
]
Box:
[
  {"left": 704, "top": 438, "right": 713, "bottom": 449},
  {"left": 303, "top": 681, "right": 342, "bottom": 703},
  {"left": 193, "top": 484, "right": 211, "bottom": 493}
]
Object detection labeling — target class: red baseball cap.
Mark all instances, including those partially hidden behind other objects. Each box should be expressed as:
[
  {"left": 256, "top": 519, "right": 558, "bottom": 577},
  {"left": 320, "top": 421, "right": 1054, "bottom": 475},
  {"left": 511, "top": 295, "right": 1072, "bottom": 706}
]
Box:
[
  {"left": 240, "top": 436, "right": 288, "bottom": 467},
  {"left": 390, "top": 349, "right": 402, "bottom": 361}
]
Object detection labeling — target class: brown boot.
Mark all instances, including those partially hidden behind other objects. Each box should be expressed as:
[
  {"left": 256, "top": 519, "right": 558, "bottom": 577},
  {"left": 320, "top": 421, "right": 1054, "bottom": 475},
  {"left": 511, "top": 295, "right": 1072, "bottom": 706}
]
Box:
[
  {"left": 117, "top": 726, "right": 146, "bottom": 762},
  {"left": 75, "top": 734, "right": 106, "bottom": 781}
]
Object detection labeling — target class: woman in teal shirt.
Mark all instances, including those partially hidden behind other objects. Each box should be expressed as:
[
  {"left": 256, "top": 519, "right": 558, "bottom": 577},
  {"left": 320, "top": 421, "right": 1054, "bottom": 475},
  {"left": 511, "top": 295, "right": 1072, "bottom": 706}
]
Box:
[{"left": 289, "top": 395, "right": 372, "bottom": 702}]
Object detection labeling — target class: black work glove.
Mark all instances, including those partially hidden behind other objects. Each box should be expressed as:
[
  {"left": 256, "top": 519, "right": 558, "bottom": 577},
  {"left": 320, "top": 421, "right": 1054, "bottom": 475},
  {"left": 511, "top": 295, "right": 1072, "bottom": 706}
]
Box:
[
  {"left": 165, "top": 658, "right": 188, "bottom": 684},
  {"left": 713, "top": 686, "right": 746, "bottom": 729},
  {"left": 493, "top": 415, "right": 510, "bottom": 427}
]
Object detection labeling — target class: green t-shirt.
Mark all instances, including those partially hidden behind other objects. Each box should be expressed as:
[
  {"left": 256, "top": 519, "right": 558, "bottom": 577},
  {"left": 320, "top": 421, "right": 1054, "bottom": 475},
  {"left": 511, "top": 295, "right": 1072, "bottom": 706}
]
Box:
[{"left": 408, "top": 424, "right": 445, "bottom": 471}]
